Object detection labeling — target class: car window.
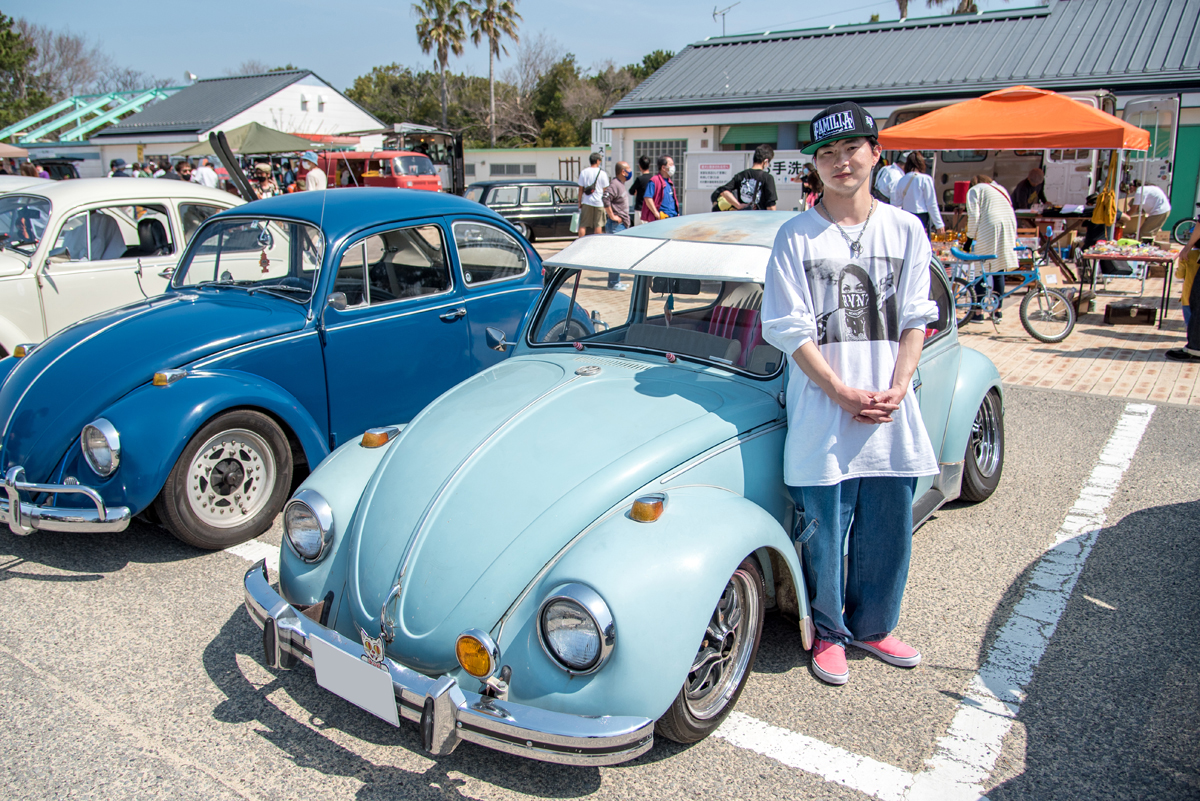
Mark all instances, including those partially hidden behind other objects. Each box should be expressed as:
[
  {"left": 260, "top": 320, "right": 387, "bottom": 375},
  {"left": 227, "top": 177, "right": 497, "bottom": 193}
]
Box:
[
  {"left": 486, "top": 186, "right": 519, "bottom": 207},
  {"left": 554, "top": 185, "right": 579, "bottom": 204},
  {"left": 464, "top": 186, "right": 485, "bottom": 204},
  {"left": 0, "top": 194, "right": 50, "bottom": 254},
  {"left": 173, "top": 217, "right": 323, "bottom": 301},
  {"left": 522, "top": 186, "right": 553, "bottom": 205},
  {"left": 180, "top": 203, "right": 227, "bottom": 243},
  {"left": 529, "top": 269, "right": 780, "bottom": 376},
  {"left": 927, "top": 263, "right": 953, "bottom": 340},
  {"left": 453, "top": 221, "right": 527, "bottom": 286},
  {"left": 335, "top": 224, "right": 451, "bottom": 307},
  {"left": 50, "top": 204, "right": 173, "bottom": 262}
]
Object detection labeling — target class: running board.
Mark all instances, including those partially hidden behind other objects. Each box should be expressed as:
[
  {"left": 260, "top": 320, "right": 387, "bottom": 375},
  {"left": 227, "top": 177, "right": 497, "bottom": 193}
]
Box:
[{"left": 912, "top": 488, "right": 945, "bottom": 528}]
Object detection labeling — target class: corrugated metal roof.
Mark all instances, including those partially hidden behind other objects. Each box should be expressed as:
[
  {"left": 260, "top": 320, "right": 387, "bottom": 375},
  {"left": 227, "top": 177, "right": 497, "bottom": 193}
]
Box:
[
  {"left": 607, "top": 0, "right": 1200, "bottom": 117},
  {"left": 94, "top": 70, "right": 311, "bottom": 137}
]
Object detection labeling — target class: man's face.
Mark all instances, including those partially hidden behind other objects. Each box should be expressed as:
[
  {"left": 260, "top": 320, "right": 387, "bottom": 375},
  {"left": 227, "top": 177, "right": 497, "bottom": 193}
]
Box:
[
  {"left": 661, "top": 157, "right": 674, "bottom": 176},
  {"left": 179, "top": 165, "right": 192, "bottom": 178},
  {"left": 813, "top": 138, "right": 880, "bottom": 198}
]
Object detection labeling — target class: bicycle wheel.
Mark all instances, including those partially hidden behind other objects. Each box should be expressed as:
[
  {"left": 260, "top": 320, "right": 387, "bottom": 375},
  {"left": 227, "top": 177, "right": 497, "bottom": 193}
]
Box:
[
  {"left": 1172, "top": 218, "right": 1196, "bottom": 246},
  {"left": 952, "top": 277, "right": 979, "bottom": 327},
  {"left": 1019, "top": 285, "right": 1076, "bottom": 343}
]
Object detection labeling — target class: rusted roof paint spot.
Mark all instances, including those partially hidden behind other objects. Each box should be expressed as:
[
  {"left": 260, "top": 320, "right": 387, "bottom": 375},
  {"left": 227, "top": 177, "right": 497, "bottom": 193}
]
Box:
[{"left": 667, "top": 223, "right": 751, "bottom": 243}]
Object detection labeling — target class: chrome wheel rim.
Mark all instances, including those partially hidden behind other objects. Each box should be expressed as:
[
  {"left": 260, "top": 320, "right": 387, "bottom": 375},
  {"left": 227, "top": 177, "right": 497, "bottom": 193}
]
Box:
[
  {"left": 970, "top": 397, "right": 1001, "bottom": 478},
  {"left": 186, "top": 428, "right": 276, "bottom": 528},
  {"left": 684, "top": 567, "right": 760, "bottom": 720},
  {"left": 514, "top": 221, "right": 530, "bottom": 238}
]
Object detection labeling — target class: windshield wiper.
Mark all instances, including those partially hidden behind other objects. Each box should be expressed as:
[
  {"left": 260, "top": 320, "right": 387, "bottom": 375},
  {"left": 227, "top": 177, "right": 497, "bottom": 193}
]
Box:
[{"left": 249, "top": 285, "right": 310, "bottom": 302}]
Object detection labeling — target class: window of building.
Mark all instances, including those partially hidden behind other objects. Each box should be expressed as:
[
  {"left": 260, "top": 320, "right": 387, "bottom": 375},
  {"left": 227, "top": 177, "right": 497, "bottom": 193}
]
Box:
[
  {"left": 634, "top": 139, "right": 688, "bottom": 196},
  {"left": 489, "top": 163, "right": 536, "bottom": 176},
  {"left": 464, "top": 163, "right": 476, "bottom": 176}
]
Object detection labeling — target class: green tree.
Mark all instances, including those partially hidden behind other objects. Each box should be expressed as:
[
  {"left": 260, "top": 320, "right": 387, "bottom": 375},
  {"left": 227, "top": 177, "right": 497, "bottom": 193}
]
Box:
[
  {"left": 413, "top": 0, "right": 470, "bottom": 129},
  {"left": 0, "top": 13, "right": 49, "bottom": 130},
  {"left": 624, "top": 49, "right": 673, "bottom": 82},
  {"left": 926, "top": 0, "right": 978, "bottom": 12},
  {"left": 468, "top": 0, "right": 521, "bottom": 147}
]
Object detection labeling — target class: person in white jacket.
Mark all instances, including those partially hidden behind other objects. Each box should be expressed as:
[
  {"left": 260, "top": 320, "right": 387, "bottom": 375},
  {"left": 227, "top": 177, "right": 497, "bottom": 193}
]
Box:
[
  {"left": 890, "top": 152, "right": 943, "bottom": 234},
  {"left": 965, "top": 174, "right": 1018, "bottom": 316}
]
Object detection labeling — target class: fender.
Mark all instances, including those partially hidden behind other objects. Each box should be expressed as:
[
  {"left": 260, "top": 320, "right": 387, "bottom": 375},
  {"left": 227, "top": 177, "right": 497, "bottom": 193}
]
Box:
[
  {"left": 91, "top": 370, "right": 331, "bottom": 515},
  {"left": 489, "top": 485, "right": 810, "bottom": 722},
  {"left": 940, "top": 346, "right": 1004, "bottom": 465},
  {"left": 0, "top": 312, "right": 37, "bottom": 358},
  {"left": 0, "top": 355, "right": 16, "bottom": 389}
]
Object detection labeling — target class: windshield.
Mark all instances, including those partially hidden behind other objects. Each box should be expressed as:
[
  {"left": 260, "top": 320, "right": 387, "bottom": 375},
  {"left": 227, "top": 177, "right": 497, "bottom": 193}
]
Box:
[
  {"left": 394, "top": 155, "right": 437, "bottom": 176},
  {"left": 0, "top": 195, "right": 51, "bottom": 254},
  {"left": 172, "top": 217, "right": 324, "bottom": 302},
  {"left": 530, "top": 268, "right": 783, "bottom": 377}
]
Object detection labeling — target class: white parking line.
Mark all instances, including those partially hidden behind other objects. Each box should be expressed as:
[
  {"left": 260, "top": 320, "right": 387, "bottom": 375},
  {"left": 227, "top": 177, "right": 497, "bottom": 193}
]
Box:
[
  {"left": 225, "top": 538, "right": 279, "bottom": 574},
  {"left": 718, "top": 402, "right": 1156, "bottom": 801}
]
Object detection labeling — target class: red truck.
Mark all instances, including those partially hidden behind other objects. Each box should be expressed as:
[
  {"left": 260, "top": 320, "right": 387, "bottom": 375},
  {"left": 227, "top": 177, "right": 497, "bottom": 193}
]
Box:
[{"left": 301, "top": 151, "right": 443, "bottom": 192}]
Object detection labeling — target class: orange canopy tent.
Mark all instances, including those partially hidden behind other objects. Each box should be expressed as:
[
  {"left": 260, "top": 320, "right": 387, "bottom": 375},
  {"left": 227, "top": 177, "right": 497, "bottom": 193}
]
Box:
[{"left": 877, "top": 86, "right": 1150, "bottom": 151}]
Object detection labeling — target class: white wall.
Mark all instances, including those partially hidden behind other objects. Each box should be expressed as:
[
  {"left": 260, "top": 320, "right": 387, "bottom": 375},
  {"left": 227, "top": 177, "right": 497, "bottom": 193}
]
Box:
[
  {"left": 220, "top": 74, "right": 383, "bottom": 147},
  {"left": 464, "top": 148, "right": 593, "bottom": 184}
]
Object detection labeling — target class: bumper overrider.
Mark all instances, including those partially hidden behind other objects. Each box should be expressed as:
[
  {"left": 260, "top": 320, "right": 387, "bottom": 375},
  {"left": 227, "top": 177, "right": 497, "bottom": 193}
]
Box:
[
  {"left": 1, "top": 466, "right": 131, "bottom": 535},
  {"left": 243, "top": 561, "right": 655, "bottom": 765}
]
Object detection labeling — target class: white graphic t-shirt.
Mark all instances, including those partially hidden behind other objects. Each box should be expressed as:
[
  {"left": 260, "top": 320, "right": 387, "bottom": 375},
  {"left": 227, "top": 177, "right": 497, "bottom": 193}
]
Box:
[{"left": 762, "top": 202, "right": 940, "bottom": 486}]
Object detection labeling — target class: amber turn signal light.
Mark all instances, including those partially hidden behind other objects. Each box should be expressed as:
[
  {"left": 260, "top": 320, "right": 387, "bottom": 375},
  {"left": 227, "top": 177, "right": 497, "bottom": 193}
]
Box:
[
  {"left": 152, "top": 369, "right": 187, "bottom": 387},
  {"left": 630, "top": 493, "right": 667, "bottom": 523},
  {"left": 455, "top": 630, "right": 499, "bottom": 679},
  {"left": 360, "top": 426, "right": 399, "bottom": 448},
  {"left": 12, "top": 343, "right": 34, "bottom": 358}
]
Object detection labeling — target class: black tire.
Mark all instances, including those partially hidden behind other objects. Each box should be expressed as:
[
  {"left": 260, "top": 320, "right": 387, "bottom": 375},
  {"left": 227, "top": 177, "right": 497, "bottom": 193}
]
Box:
[
  {"left": 952, "top": 276, "right": 978, "bottom": 327},
  {"left": 1019, "top": 286, "right": 1076, "bottom": 343},
  {"left": 961, "top": 389, "right": 1004, "bottom": 503},
  {"left": 656, "top": 557, "right": 765, "bottom": 744},
  {"left": 1171, "top": 218, "right": 1195, "bottom": 246},
  {"left": 155, "top": 410, "right": 293, "bottom": 550},
  {"left": 540, "top": 318, "right": 589, "bottom": 343}
]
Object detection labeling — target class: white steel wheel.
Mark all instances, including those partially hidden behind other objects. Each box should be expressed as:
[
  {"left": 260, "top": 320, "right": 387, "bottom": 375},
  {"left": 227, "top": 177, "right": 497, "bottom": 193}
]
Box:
[
  {"left": 186, "top": 428, "right": 276, "bottom": 528},
  {"left": 156, "top": 410, "right": 293, "bottom": 550}
]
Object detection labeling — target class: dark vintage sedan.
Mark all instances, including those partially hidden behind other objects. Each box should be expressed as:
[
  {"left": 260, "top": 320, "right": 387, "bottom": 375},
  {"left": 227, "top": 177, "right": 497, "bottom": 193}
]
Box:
[{"left": 464, "top": 180, "right": 581, "bottom": 242}]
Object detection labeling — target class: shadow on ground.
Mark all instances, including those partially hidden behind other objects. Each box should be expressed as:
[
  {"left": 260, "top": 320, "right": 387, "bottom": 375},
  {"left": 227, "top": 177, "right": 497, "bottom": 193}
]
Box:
[{"left": 0, "top": 518, "right": 205, "bottom": 580}]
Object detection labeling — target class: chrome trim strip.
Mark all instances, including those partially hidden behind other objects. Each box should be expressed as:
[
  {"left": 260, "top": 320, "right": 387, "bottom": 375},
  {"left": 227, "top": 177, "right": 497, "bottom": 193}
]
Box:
[
  {"left": 191, "top": 330, "right": 318, "bottom": 368},
  {"left": 658, "top": 421, "right": 787, "bottom": 484},
  {"left": 933, "top": 460, "right": 965, "bottom": 502},
  {"left": 242, "top": 562, "right": 654, "bottom": 766},
  {"left": 324, "top": 286, "right": 539, "bottom": 334},
  {"left": 1, "top": 466, "right": 131, "bottom": 535}
]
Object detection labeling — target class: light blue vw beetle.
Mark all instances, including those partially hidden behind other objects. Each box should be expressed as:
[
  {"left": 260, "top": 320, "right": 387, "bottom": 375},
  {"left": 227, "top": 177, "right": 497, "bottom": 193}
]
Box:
[{"left": 244, "top": 212, "right": 1004, "bottom": 765}]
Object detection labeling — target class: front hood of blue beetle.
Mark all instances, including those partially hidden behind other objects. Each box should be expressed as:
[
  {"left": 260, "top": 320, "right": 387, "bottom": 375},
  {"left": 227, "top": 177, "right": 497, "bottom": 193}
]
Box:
[
  {"left": 344, "top": 353, "right": 781, "bottom": 673},
  {"left": 0, "top": 290, "right": 308, "bottom": 481}
]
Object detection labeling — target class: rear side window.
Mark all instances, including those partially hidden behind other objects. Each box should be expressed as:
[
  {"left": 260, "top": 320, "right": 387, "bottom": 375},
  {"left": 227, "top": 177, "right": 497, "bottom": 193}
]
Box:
[
  {"left": 486, "top": 187, "right": 519, "bottom": 207},
  {"left": 453, "top": 221, "right": 527, "bottom": 286},
  {"left": 554, "top": 185, "right": 578, "bottom": 204}
]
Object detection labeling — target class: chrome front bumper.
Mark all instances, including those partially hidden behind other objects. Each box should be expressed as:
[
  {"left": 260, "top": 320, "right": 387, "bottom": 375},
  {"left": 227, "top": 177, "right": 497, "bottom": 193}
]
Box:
[
  {"left": 1, "top": 466, "right": 131, "bottom": 535},
  {"left": 243, "top": 561, "right": 655, "bottom": 766}
]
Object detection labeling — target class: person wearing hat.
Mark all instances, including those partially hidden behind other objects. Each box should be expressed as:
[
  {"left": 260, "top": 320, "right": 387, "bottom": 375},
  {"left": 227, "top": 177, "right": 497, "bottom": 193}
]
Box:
[
  {"left": 761, "top": 101, "right": 939, "bottom": 686},
  {"left": 252, "top": 163, "right": 280, "bottom": 199},
  {"left": 110, "top": 158, "right": 131, "bottom": 178},
  {"left": 301, "top": 152, "right": 326, "bottom": 191}
]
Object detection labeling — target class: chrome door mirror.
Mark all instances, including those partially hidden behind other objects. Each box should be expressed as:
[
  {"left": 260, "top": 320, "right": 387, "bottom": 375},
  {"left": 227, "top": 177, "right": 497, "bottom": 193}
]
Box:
[
  {"left": 327, "top": 292, "right": 348, "bottom": 311},
  {"left": 486, "top": 326, "right": 515, "bottom": 351},
  {"left": 590, "top": 310, "right": 609, "bottom": 331}
]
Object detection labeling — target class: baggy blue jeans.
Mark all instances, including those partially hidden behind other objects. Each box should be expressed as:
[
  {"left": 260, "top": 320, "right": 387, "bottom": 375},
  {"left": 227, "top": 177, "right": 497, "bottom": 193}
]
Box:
[{"left": 788, "top": 477, "right": 917, "bottom": 645}]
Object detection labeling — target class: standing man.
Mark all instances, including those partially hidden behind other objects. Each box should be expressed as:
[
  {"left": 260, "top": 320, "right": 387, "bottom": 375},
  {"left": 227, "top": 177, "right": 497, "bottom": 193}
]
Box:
[
  {"left": 714, "top": 145, "right": 777, "bottom": 211},
  {"left": 1128, "top": 180, "right": 1172, "bottom": 240},
  {"left": 874, "top": 156, "right": 904, "bottom": 203},
  {"left": 629, "top": 155, "right": 653, "bottom": 225},
  {"left": 1167, "top": 215, "right": 1200, "bottom": 363},
  {"left": 641, "top": 156, "right": 679, "bottom": 221},
  {"left": 193, "top": 158, "right": 219, "bottom": 188},
  {"left": 761, "top": 101, "right": 939, "bottom": 686},
  {"left": 603, "top": 161, "right": 632, "bottom": 290},
  {"left": 301, "top": 152, "right": 326, "bottom": 191},
  {"left": 110, "top": 159, "right": 131, "bottom": 177},
  {"left": 576, "top": 152, "right": 609, "bottom": 238}
]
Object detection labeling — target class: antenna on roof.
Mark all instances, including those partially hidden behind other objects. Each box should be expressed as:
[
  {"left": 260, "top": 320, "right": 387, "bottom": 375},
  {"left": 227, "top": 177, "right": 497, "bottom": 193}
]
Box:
[{"left": 713, "top": 2, "right": 740, "bottom": 36}]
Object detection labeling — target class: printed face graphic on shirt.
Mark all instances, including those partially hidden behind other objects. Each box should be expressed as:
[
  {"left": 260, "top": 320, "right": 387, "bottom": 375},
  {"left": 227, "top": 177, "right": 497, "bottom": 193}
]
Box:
[{"left": 808, "top": 259, "right": 900, "bottom": 345}]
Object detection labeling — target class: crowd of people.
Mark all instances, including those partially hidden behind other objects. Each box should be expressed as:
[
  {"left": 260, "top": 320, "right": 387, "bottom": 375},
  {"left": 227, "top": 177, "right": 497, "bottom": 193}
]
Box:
[{"left": 97, "top": 151, "right": 327, "bottom": 200}]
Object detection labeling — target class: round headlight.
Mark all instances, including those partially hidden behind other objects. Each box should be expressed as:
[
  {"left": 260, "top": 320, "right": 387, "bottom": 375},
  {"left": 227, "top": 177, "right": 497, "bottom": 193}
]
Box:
[
  {"left": 283, "top": 489, "right": 333, "bottom": 562},
  {"left": 80, "top": 419, "right": 120, "bottom": 477},
  {"left": 537, "top": 583, "right": 615, "bottom": 674}
]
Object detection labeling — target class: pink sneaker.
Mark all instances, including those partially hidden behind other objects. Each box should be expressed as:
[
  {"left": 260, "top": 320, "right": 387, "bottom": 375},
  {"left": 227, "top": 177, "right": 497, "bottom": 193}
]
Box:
[
  {"left": 851, "top": 635, "right": 921, "bottom": 668},
  {"left": 811, "top": 639, "right": 849, "bottom": 685}
]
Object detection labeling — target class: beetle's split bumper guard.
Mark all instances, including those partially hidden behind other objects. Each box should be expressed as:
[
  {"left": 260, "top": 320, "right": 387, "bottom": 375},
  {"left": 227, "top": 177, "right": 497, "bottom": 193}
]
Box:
[
  {"left": 243, "top": 561, "right": 655, "bottom": 766},
  {"left": 1, "top": 467, "right": 131, "bottom": 535}
]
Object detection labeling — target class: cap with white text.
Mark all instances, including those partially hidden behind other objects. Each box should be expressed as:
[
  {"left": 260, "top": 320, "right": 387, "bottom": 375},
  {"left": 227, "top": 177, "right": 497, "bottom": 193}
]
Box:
[{"left": 801, "top": 101, "right": 878, "bottom": 155}]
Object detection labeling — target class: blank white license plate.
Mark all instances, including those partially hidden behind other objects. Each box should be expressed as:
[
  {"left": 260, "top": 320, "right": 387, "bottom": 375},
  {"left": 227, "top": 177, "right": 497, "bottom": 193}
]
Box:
[{"left": 310, "top": 636, "right": 400, "bottom": 727}]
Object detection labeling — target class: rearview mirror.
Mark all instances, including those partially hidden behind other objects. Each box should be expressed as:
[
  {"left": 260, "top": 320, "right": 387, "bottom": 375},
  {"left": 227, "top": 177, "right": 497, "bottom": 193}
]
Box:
[
  {"left": 651, "top": 277, "right": 702, "bottom": 295},
  {"left": 327, "top": 292, "right": 348, "bottom": 311}
]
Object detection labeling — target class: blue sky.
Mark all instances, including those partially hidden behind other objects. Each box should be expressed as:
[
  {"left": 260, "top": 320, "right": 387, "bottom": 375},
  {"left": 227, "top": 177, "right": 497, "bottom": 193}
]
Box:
[{"left": 13, "top": 0, "right": 1029, "bottom": 92}]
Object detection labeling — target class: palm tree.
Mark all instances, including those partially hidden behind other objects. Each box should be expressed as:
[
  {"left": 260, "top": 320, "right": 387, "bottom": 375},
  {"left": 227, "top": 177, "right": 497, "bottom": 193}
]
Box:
[
  {"left": 413, "top": 0, "right": 470, "bottom": 129},
  {"left": 896, "top": 0, "right": 909, "bottom": 18},
  {"left": 468, "top": 0, "right": 521, "bottom": 147}
]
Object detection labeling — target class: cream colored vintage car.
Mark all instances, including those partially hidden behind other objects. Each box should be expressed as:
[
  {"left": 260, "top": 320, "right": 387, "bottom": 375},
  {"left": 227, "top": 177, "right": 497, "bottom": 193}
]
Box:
[{"left": 0, "top": 178, "right": 242, "bottom": 356}]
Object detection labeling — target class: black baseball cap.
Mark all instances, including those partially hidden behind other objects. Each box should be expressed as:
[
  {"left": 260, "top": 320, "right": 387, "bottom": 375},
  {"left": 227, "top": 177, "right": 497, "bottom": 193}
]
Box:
[{"left": 801, "top": 101, "right": 878, "bottom": 155}]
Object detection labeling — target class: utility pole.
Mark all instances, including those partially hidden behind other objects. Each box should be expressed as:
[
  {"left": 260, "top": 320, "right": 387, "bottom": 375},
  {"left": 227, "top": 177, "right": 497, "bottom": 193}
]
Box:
[{"left": 713, "top": 2, "right": 740, "bottom": 36}]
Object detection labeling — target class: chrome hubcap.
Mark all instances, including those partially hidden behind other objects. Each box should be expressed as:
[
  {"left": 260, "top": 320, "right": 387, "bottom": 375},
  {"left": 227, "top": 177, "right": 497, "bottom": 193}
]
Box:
[
  {"left": 970, "top": 397, "right": 1001, "bottom": 478},
  {"left": 684, "top": 568, "right": 759, "bottom": 720},
  {"left": 186, "top": 429, "right": 275, "bottom": 528}
]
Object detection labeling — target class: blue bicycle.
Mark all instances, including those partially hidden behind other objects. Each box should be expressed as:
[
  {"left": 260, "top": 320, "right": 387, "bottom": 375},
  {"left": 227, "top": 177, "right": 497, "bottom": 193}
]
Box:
[{"left": 950, "top": 246, "right": 1077, "bottom": 343}]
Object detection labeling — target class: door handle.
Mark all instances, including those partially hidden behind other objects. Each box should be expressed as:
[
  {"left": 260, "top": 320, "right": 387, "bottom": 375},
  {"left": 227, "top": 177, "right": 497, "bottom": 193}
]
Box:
[
  {"left": 157, "top": 266, "right": 175, "bottom": 279},
  {"left": 912, "top": 376, "right": 923, "bottom": 392},
  {"left": 439, "top": 307, "right": 467, "bottom": 321}
]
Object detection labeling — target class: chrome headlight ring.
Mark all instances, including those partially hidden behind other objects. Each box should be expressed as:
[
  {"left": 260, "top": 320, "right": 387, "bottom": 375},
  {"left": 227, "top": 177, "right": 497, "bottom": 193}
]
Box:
[
  {"left": 283, "top": 489, "right": 334, "bottom": 563},
  {"left": 80, "top": 418, "right": 121, "bottom": 477},
  {"left": 537, "top": 583, "right": 615, "bottom": 675}
]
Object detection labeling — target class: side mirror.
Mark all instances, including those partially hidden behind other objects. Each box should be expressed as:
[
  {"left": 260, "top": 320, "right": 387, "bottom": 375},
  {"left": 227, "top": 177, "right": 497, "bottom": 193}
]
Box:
[
  {"left": 590, "top": 310, "right": 609, "bottom": 331},
  {"left": 46, "top": 248, "right": 72, "bottom": 265},
  {"left": 327, "top": 292, "right": 348, "bottom": 311},
  {"left": 486, "top": 326, "right": 515, "bottom": 351}
]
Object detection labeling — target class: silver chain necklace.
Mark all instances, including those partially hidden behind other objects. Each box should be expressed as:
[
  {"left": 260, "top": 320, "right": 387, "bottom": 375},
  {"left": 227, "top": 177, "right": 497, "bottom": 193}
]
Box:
[{"left": 820, "top": 198, "right": 876, "bottom": 258}]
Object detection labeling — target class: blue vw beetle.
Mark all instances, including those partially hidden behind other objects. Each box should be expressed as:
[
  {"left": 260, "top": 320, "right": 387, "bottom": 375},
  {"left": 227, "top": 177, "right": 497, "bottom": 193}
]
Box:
[
  {"left": 243, "top": 212, "right": 1005, "bottom": 764},
  {"left": 0, "top": 188, "right": 542, "bottom": 549}
]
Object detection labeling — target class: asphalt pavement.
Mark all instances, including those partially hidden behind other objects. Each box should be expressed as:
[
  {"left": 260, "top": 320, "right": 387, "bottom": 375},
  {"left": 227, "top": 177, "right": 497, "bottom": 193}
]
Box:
[{"left": 1, "top": 385, "right": 1197, "bottom": 800}]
